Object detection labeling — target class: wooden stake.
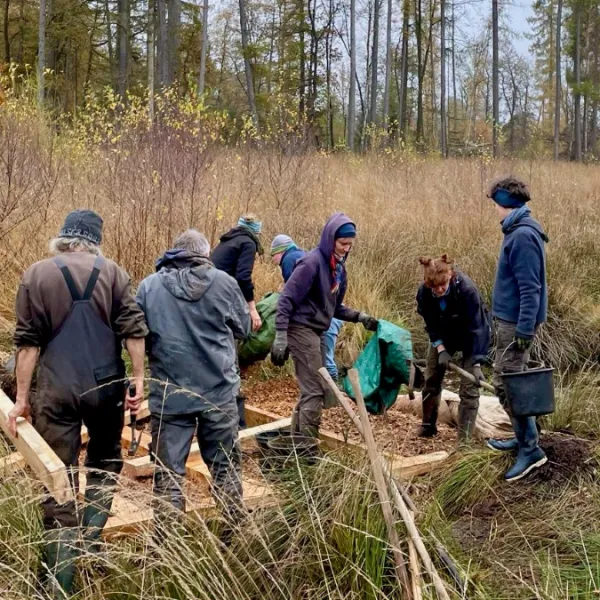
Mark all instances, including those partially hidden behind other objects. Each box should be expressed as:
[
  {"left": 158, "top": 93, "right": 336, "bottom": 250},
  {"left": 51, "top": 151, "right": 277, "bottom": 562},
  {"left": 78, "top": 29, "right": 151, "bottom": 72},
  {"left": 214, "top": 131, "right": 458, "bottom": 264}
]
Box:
[{"left": 347, "top": 369, "right": 412, "bottom": 599}]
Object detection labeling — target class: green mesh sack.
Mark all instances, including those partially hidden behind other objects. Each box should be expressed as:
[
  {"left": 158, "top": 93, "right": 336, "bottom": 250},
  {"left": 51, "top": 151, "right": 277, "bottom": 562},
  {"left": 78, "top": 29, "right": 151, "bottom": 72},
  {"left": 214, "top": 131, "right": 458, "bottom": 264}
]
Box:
[
  {"left": 343, "top": 320, "right": 413, "bottom": 415},
  {"left": 238, "top": 292, "right": 280, "bottom": 366}
]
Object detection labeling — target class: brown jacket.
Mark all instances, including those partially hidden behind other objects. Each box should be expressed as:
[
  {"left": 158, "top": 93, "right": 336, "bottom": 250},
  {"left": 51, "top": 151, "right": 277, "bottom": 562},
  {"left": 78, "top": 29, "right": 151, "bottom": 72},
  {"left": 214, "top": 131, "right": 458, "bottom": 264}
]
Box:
[{"left": 14, "top": 252, "right": 148, "bottom": 348}]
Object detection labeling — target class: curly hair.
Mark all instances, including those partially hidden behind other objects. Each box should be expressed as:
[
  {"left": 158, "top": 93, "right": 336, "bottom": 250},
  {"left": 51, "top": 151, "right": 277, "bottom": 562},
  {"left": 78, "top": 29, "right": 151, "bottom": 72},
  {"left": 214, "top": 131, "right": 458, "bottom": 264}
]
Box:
[
  {"left": 488, "top": 176, "right": 531, "bottom": 204},
  {"left": 418, "top": 254, "right": 455, "bottom": 288}
]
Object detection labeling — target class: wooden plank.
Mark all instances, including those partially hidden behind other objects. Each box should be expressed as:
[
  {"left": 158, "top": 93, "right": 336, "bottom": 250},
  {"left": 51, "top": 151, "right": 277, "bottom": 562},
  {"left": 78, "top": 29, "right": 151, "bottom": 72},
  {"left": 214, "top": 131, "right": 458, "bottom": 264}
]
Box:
[
  {"left": 238, "top": 417, "right": 292, "bottom": 440},
  {"left": 0, "top": 452, "right": 27, "bottom": 473},
  {"left": 0, "top": 390, "right": 74, "bottom": 504},
  {"left": 387, "top": 451, "right": 449, "bottom": 479},
  {"left": 121, "top": 429, "right": 153, "bottom": 456}
]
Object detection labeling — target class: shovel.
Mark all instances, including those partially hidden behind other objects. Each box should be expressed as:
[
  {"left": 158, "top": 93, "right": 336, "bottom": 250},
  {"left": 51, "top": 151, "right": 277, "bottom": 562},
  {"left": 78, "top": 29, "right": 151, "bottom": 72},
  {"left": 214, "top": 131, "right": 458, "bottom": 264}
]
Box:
[{"left": 127, "top": 383, "right": 143, "bottom": 457}]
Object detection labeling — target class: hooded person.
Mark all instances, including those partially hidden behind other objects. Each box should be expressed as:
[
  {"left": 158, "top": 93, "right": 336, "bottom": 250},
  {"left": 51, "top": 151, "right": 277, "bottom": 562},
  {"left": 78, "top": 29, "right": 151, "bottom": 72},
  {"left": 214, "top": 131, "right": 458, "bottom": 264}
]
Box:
[
  {"left": 136, "top": 229, "right": 251, "bottom": 524},
  {"left": 486, "top": 176, "right": 549, "bottom": 481},
  {"left": 270, "top": 213, "right": 379, "bottom": 437},
  {"left": 270, "top": 234, "right": 343, "bottom": 380},
  {"left": 416, "top": 255, "right": 491, "bottom": 441}
]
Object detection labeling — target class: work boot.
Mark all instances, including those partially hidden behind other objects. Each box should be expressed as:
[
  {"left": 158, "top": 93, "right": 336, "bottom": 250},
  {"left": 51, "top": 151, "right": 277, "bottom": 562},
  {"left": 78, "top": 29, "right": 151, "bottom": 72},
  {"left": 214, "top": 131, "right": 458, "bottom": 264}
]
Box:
[
  {"left": 457, "top": 404, "right": 478, "bottom": 442},
  {"left": 81, "top": 474, "right": 116, "bottom": 554},
  {"left": 43, "top": 528, "right": 79, "bottom": 599},
  {"left": 504, "top": 416, "right": 547, "bottom": 482},
  {"left": 487, "top": 437, "right": 518, "bottom": 452},
  {"left": 419, "top": 393, "right": 439, "bottom": 437}
]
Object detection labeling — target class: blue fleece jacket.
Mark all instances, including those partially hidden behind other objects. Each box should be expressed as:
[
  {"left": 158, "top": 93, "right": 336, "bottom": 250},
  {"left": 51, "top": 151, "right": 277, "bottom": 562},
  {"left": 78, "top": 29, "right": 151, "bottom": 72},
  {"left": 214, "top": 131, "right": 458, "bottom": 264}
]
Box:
[
  {"left": 492, "top": 207, "right": 549, "bottom": 338},
  {"left": 280, "top": 246, "right": 307, "bottom": 282}
]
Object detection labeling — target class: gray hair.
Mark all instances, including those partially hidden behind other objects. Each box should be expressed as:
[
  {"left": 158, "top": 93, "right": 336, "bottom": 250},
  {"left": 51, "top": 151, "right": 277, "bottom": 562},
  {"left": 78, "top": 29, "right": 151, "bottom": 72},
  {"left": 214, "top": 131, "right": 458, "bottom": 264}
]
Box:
[
  {"left": 49, "top": 237, "right": 102, "bottom": 256},
  {"left": 173, "top": 229, "right": 210, "bottom": 256}
]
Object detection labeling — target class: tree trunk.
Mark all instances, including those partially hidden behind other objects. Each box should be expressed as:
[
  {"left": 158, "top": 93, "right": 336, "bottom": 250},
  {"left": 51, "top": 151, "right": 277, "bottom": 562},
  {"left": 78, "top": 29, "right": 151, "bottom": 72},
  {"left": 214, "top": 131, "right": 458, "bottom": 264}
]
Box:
[
  {"left": 117, "top": 0, "right": 129, "bottom": 98},
  {"left": 198, "top": 0, "right": 209, "bottom": 94},
  {"left": 492, "top": 0, "right": 499, "bottom": 157},
  {"left": 451, "top": 0, "right": 457, "bottom": 133},
  {"left": 415, "top": 0, "right": 424, "bottom": 149},
  {"left": 148, "top": 0, "right": 155, "bottom": 120},
  {"left": 369, "top": 0, "right": 380, "bottom": 126},
  {"left": 105, "top": 0, "right": 116, "bottom": 92},
  {"left": 326, "top": 0, "right": 334, "bottom": 148},
  {"left": 3, "top": 0, "right": 10, "bottom": 64},
  {"left": 440, "top": 0, "right": 447, "bottom": 156},
  {"left": 168, "top": 0, "right": 181, "bottom": 85},
  {"left": 299, "top": 0, "right": 305, "bottom": 119},
  {"left": 348, "top": 0, "right": 356, "bottom": 148},
  {"left": 239, "top": 0, "right": 259, "bottom": 129},
  {"left": 37, "top": 0, "right": 45, "bottom": 108},
  {"left": 554, "top": 0, "right": 562, "bottom": 160},
  {"left": 382, "top": 0, "right": 392, "bottom": 131},
  {"left": 157, "top": 0, "right": 168, "bottom": 86},
  {"left": 574, "top": 0, "right": 582, "bottom": 161},
  {"left": 399, "top": 0, "right": 409, "bottom": 138}
]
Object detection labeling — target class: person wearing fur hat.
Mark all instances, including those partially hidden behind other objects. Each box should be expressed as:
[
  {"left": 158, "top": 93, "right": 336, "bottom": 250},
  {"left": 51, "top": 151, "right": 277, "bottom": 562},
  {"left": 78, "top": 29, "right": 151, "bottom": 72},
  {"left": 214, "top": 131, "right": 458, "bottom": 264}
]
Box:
[
  {"left": 416, "top": 255, "right": 491, "bottom": 441},
  {"left": 271, "top": 214, "right": 379, "bottom": 437},
  {"left": 486, "top": 176, "right": 549, "bottom": 481},
  {"left": 270, "top": 234, "right": 343, "bottom": 380}
]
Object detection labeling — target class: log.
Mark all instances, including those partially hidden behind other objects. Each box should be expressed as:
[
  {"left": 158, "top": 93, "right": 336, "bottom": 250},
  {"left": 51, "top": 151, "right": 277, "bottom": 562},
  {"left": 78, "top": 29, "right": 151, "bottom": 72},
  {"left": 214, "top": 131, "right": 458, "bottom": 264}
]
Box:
[
  {"left": 0, "top": 390, "right": 74, "bottom": 504},
  {"left": 348, "top": 370, "right": 412, "bottom": 598}
]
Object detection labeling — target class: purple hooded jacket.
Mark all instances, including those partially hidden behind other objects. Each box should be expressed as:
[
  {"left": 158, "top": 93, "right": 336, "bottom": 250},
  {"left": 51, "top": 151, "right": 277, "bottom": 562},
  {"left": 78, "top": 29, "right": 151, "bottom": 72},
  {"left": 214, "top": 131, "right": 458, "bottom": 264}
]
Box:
[{"left": 275, "top": 213, "right": 360, "bottom": 333}]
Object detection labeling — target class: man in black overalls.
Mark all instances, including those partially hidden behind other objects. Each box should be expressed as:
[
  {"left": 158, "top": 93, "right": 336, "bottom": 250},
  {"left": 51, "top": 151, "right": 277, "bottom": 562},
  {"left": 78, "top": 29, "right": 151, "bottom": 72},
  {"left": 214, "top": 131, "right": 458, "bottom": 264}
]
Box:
[{"left": 9, "top": 210, "right": 148, "bottom": 598}]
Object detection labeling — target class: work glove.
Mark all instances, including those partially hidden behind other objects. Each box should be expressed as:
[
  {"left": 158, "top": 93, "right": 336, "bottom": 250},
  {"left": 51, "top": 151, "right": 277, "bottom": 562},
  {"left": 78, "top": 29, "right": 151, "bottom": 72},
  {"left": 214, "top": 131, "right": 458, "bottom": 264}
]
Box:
[
  {"left": 514, "top": 336, "right": 533, "bottom": 351},
  {"left": 472, "top": 364, "right": 485, "bottom": 388},
  {"left": 270, "top": 330, "right": 289, "bottom": 367},
  {"left": 437, "top": 350, "right": 452, "bottom": 367},
  {"left": 358, "top": 313, "right": 379, "bottom": 332}
]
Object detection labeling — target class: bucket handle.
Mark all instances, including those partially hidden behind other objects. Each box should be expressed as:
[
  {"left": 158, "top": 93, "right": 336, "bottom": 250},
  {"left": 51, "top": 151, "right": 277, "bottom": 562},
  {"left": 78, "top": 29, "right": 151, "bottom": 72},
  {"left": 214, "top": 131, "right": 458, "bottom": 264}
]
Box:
[{"left": 498, "top": 340, "right": 545, "bottom": 370}]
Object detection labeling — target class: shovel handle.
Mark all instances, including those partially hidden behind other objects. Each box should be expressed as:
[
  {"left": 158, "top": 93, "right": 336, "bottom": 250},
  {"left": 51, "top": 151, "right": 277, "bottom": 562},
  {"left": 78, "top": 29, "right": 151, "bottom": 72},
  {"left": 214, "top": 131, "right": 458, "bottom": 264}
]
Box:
[{"left": 447, "top": 362, "right": 495, "bottom": 393}]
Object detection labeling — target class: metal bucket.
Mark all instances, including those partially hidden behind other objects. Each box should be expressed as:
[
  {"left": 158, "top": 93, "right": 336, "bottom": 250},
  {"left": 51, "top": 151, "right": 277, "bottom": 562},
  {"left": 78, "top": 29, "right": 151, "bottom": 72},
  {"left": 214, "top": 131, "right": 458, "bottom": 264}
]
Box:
[{"left": 501, "top": 367, "right": 555, "bottom": 417}]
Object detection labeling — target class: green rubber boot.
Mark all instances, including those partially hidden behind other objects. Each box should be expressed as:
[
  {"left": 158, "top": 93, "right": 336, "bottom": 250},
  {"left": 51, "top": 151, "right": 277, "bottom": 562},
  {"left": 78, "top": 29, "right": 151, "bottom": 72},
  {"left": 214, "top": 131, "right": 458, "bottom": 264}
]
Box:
[
  {"left": 43, "top": 528, "right": 79, "bottom": 599},
  {"left": 81, "top": 474, "right": 117, "bottom": 554}
]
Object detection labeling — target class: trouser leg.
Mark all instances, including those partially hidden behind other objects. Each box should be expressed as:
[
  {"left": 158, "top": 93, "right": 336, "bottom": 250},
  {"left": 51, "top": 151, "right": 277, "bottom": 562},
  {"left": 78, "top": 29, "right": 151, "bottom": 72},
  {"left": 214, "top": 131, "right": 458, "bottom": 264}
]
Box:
[
  {"left": 420, "top": 345, "right": 445, "bottom": 435},
  {"left": 322, "top": 318, "right": 342, "bottom": 380},
  {"left": 197, "top": 401, "right": 243, "bottom": 521},
  {"left": 234, "top": 345, "right": 247, "bottom": 429},
  {"left": 288, "top": 325, "right": 327, "bottom": 437},
  {"left": 151, "top": 414, "right": 197, "bottom": 515},
  {"left": 457, "top": 355, "right": 480, "bottom": 441}
]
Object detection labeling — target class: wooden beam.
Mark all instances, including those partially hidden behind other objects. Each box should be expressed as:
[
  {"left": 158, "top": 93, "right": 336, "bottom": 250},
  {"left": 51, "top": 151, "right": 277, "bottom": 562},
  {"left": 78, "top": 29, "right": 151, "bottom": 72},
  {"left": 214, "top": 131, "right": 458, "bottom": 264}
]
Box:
[
  {"left": 0, "top": 390, "right": 74, "bottom": 504},
  {"left": 387, "top": 451, "right": 449, "bottom": 479}
]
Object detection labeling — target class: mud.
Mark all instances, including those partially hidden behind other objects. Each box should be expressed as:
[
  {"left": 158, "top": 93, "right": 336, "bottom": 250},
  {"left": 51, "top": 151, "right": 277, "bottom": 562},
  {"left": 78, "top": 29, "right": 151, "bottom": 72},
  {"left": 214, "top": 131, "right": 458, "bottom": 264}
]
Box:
[{"left": 534, "top": 432, "right": 595, "bottom": 483}]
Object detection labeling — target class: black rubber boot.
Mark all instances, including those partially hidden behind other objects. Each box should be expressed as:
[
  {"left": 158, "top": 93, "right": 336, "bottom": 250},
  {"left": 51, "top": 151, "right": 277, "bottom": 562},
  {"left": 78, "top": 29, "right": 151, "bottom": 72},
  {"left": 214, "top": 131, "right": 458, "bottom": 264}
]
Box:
[
  {"left": 43, "top": 528, "right": 79, "bottom": 599},
  {"left": 419, "top": 394, "right": 439, "bottom": 437},
  {"left": 457, "top": 405, "right": 478, "bottom": 442}
]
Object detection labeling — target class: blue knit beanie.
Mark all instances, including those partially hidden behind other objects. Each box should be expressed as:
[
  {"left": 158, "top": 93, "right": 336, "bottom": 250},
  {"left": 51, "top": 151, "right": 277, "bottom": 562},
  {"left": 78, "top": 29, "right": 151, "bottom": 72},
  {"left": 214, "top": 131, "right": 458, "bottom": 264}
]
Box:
[
  {"left": 238, "top": 215, "right": 262, "bottom": 235},
  {"left": 335, "top": 222, "right": 357, "bottom": 239}
]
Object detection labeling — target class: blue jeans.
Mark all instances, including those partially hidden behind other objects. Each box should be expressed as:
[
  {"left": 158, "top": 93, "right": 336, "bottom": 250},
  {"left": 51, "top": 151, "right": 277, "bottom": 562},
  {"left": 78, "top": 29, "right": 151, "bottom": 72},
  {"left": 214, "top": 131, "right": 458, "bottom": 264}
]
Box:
[{"left": 323, "top": 319, "right": 343, "bottom": 379}]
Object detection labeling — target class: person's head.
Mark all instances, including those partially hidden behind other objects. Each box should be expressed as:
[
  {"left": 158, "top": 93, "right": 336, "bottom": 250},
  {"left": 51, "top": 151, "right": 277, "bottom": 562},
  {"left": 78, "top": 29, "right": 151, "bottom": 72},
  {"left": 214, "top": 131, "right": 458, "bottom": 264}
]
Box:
[
  {"left": 270, "top": 234, "right": 295, "bottom": 265},
  {"left": 238, "top": 213, "right": 262, "bottom": 236},
  {"left": 488, "top": 176, "right": 531, "bottom": 221},
  {"left": 173, "top": 229, "right": 211, "bottom": 256},
  {"left": 419, "top": 254, "right": 455, "bottom": 297},
  {"left": 334, "top": 222, "right": 356, "bottom": 259},
  {"left": 50, "top": 209, "right": 103, "bottom": 255}
]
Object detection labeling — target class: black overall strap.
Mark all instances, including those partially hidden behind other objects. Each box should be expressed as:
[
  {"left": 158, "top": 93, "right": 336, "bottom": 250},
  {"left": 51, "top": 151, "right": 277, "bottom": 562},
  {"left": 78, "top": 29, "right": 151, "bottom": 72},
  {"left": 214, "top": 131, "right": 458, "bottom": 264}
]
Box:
[
  {"left": 53, "top": 257, "right": 81, "bottom": 302},
  {"left": 82, "top": 256, "right": 104, "bottom": 301}
]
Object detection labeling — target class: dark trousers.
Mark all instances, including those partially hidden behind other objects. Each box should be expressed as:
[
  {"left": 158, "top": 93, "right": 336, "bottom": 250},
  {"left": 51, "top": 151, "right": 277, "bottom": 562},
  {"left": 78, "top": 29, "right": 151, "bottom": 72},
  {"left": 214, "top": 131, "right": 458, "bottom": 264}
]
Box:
[
  {"left": 151, "top": 401, "right": 243, "bottom": 519},
  {"left": 492, "top": 319, "right": 539, "bottom": 451},
  {"left": 32, "top": 390, "right": 124, "bottom": 530},
  {"left": 287, "top": 324, "right": 329, "bottom": 437},
  {"left": 422, "top": 344, "right": 480, "bottom": 439}
]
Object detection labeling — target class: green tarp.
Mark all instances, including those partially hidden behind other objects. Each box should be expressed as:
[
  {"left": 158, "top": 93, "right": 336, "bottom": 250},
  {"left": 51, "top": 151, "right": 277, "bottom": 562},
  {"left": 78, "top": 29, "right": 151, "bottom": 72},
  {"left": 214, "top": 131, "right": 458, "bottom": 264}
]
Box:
[
  {"left": 343, "top": 320, "right": 413, "bottom": 415},
  {"left": 238, "top": 292, "right": 280, "bottom": 365}
]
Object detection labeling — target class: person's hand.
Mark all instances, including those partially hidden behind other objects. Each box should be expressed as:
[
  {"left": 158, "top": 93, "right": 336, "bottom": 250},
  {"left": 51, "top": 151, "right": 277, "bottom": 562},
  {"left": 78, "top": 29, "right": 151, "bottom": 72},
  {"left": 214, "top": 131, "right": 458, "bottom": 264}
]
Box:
[
  {"left": 8, "top": 396, "right": 30, "bottom": 438},
  {"left": 270, "top": 331, "right": 289, "bottom": 366},
  {"left": 126, "top": 378, "right": 144, "bottom": 415},
  {"left": 250, "top": 308, "right": 262, "bottom": 332},
  {"left": 358, "top": 313, "right": 379, "bottom": 332},
  {"left": 514, "top": 336, "right": 532, "bottom": 351},
  {"left": 473, "top": 364, "right": 485, "bottom": 388},
  {"left": 437, "top": 350, "right": 452, "bottom": 367}
]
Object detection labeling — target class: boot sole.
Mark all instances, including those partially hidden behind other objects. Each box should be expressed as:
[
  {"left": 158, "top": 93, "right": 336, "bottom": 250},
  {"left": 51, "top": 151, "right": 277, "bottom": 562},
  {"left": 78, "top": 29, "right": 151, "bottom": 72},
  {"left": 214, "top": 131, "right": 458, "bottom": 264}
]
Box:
[
  {"left": 505, "top": 455, "right": 548, "bottom": 482},
  {"left": 486, "top": 441, "right": 516, "bottom": 452}
]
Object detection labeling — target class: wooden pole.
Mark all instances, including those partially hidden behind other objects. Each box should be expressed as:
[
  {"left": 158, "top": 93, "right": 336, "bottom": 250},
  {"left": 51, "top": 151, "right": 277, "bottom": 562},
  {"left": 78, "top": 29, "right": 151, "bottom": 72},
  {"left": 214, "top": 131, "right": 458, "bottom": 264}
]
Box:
[
  {"left": 347, "top": 370, "right": 412, "bottom": 598},
  {"left": 319, "top": 367, "right": 451, "bottom": 600},
  {"left": 447, "top": 362, "right": 495, "bottom": 393}
]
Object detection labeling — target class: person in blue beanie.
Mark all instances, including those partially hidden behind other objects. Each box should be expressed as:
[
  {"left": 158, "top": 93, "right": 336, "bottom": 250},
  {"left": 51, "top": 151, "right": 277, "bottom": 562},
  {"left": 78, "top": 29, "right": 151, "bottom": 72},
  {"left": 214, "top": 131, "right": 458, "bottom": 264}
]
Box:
[
  {"left": 487, "top": 176, "right": 549, "bottom": 481},
  {"left": 270, "top": 234, "right": 343, "bottom": 380}
]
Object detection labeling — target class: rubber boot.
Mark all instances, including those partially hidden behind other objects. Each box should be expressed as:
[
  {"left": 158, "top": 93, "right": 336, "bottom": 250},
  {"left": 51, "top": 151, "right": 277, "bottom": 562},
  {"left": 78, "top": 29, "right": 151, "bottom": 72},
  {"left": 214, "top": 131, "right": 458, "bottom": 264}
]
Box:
[
  {"left": 504, "top": 416, "right": 547, "bottom": 482},
  {"left": 81, "top": 475, "right": 116, "bottom": 555},
  {"left": 419, "top": 394, "right": 439, "bottom": 437},
  {"left": 457, "top": 404, "right": 478, "bottom": 443},
  {"left": 43, "top": 528, "right": 79, "bottom": 599},
  {"left": 236, "top": 394, "right": 247, "bottom": 429},
  {"left": 487, "top": 437, "right": 518, "bottom": 452}
]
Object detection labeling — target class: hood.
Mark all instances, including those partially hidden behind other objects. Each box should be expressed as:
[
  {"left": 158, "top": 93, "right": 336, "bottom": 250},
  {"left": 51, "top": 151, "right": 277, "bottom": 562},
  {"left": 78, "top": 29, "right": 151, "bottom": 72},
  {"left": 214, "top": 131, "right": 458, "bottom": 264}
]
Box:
[
  {"left": 219, "top": 226, "right": 264, "bottom": 255},
  {"left": 318, "top": 212, "right": 356, "bottom": 259},
  {"left": 157, "top": 249, "right": 217, "bottom": 302},
  {"left": 505, "top": 215, "right": 549, "bottom": 243}
]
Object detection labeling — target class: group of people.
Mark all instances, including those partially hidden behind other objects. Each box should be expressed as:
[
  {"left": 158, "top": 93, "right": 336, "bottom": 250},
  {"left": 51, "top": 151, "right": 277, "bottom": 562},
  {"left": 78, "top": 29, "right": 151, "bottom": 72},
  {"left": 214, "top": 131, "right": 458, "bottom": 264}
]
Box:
[{"left": 6, "top": 175, "right": 548, "bottom": 597}]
